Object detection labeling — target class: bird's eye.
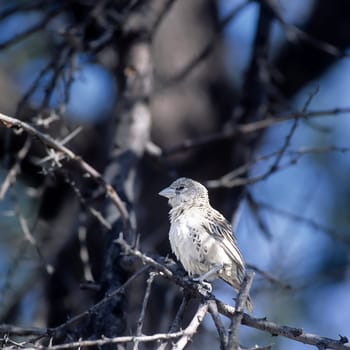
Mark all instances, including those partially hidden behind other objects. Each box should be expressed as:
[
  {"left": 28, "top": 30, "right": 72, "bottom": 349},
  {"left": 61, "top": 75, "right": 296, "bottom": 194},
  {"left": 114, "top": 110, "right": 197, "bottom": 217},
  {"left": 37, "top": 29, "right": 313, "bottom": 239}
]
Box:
[{"left": 176, "top": 185, "right": 185, "bottom": 191}]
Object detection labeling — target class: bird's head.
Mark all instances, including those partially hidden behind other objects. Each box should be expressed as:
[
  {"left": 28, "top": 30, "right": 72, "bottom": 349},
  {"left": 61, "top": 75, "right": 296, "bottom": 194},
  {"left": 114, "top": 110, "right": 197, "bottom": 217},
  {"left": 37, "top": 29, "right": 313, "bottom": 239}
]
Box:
[{"left": 158, "top": 177, "right": 209, "bottom": 208}]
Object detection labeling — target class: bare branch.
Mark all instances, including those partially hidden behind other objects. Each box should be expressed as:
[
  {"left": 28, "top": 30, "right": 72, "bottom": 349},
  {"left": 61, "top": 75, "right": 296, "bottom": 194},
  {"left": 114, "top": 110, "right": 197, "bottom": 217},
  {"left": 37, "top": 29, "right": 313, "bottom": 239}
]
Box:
[
  {"left": 52, "top": 265, "right": 151, "bottom": 335},
  {"left": 172, "top": 302, "right": 209, "bottom": 350},
  {"left": 216, "top": 302, "right": 350, "bottom": 350},
  {"left": 0, "top": 137, "right": 31, "bottom": 200},
  {"left": 62, "top": 173, "right": 112, "bottom": 230},
  {"left": 13, "top": 303, "right": 207, "bottom": 350},
  {"left": 247, "top": 264, "right": 292, "bottom": 290},
  {"left": 161, "top": 107, "right": 350, "bottom": 157},
  {"left": 169, "top": 295, "right": 190, "bottom": 333},
  {"left": 261, "top": 0, "right": 350, "bottom": 58},
  {"left": 254, "top": 199, "right": 350, "bottom": 246},
  {"left": 0, "top": 112, "right": 131, "bottom": 230},
  {"left": 31, "top": 331, "right": 188, "bottom": 349},
  {"left": 17, "top": 204, "right": 53, "bottom": 275},
  {"left": 228, "top": 272, "right": 255, "bottom": 350},
  {"left": 133, "top": 272, "right": 157, "bottom": 350},
  {"left": 117, "top": 237, "right": 350, "bottom": 350},
  {"left": 157, "top": 1, "right": 250, "bottom": 90},
  {"left": 77, "top": 214, "right": 94, "bottom": 282},
  {"left": 246, "top": 192, "right": 273, "bottom": 239},
  {"left": 157, "top": 294, "right": 191, "bottom": 350},
  {"left": 208, "top": 300, "right": 228, "bottom": 350}
]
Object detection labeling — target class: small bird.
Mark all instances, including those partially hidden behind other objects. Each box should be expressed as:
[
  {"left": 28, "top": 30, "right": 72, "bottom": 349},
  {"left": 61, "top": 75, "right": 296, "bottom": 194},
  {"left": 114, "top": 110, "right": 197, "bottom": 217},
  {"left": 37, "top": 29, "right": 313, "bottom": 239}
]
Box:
[{"left": 159, "top": 177, "right": 253, "bottom": 312}]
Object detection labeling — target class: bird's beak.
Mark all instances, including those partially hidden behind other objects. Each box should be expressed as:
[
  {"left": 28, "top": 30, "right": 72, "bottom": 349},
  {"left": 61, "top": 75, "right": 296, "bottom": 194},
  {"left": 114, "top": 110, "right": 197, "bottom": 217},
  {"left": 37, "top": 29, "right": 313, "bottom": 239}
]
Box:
[{"left": 158, "top": 187, "right": 175, "bottom": 198}]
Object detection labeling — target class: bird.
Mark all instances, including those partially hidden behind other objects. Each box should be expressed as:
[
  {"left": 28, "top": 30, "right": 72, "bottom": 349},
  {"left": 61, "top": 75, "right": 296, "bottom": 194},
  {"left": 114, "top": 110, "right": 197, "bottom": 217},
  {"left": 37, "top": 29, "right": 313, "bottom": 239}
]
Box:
[{"left": 159, "top": 177, "right": 253, "bottom": 312}]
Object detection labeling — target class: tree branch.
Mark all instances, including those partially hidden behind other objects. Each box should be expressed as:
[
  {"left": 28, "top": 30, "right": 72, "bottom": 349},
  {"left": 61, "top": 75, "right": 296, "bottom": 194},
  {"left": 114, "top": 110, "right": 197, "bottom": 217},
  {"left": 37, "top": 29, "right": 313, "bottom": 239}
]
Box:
[
  {"left": 161, "top": 107, "right": 350, "bottom": 156},
  {"left": 228, "top": 272, "right": 255, "bottom": 349},
  {"left": 117, "top": 236, "right": 350, "bottom": 350},
  {"left": 172, "top": 302, "right": 209, "bottom": 350},
  {"left": 0, "top": 112, "right": 131, "bottom": 230}
]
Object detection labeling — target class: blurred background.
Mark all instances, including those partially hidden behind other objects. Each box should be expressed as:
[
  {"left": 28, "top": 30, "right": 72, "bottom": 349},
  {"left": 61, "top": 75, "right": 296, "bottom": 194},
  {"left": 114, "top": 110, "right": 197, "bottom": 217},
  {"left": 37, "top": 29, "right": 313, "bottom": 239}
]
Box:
[{"left": 0, "top": 0, "right": 350, "bottom": 349}]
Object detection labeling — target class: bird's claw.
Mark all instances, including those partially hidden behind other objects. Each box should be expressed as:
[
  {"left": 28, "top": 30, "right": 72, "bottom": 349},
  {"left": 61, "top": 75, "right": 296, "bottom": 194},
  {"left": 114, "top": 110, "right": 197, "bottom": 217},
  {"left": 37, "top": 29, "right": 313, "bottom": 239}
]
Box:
[{"left": 192, "top": 278, "right": 212, "bottom": 294}]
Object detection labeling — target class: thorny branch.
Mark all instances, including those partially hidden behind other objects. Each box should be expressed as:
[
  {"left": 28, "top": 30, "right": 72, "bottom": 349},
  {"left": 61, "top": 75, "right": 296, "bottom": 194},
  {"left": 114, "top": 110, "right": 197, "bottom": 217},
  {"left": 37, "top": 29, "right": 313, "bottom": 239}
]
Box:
[
  {"left": 0, "top": 2, "right": 350, "bottom": 350},
  {"left": 0, "top": 112, "right": 130, "bottom": 230},
  {"left": 3, "top": 237, "right": 348, "bottom": 349},
  {"left": 115, "top": 236, "right": 350, "bottom": 350}
]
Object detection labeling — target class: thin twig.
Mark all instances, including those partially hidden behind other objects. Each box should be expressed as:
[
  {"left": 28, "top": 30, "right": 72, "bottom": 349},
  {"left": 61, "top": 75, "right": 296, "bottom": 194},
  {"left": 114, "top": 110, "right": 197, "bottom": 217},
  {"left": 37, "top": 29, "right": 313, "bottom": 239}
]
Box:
[
  {"left": 261, "top": 0, "right": 350, "bottom": 58},
  {"left": 116, "top": 234, "right": 174, "bottom": 279},
  {"left": 255, "top": 199, "right": 350, "bottom": 246},
  {"left": 169, "top": 295, "right": 191, "bottom": 333},
  {"left": 208, "top": 300, "right": 228, "bottom": 350},
  {"left": 17, "top": 205, "right": 54, "bottom": 275},
  {"left": 157, "top": 1, "right": 250, "bottom": 90},
  {"left": 53, "top": 265, "right": 150, "bottom": 334},
  {"left": 62, "top": 173, "right": 112, "bottom": 230},
  {"left": 133, "top": 272, "right": 157, "bottom": 350},
  {"left": 246, "top": 192, "right": 273, "bottom": 239},
  {"left": 0, "top": 266, "right": 151, "bottom": 340},
  {"left": 247, "top": 264, "right": 292, "bottom": 290},
  {"left": 0, "top": 137, "right": 31, "bottom": 200},
  {"left": 77, "top": 214, "right": 94, "bottom": 282},
  {"left": 268, "top": 86, "right": 319, "bottom": 173},
  {"left": 162, "top": 107, "right": 350, "bottom": 156},
  {"left": 228, "top": 272, "right": 255, "bottom": 350},
  {"left": 172, "top": 302, "right": 209, "bottom": 350},
  {"left": 205, "top": 144, "right": 350, "bottom": 189},
  {"left": 156, "top": 294, "right": 191, "bottom": 350}
]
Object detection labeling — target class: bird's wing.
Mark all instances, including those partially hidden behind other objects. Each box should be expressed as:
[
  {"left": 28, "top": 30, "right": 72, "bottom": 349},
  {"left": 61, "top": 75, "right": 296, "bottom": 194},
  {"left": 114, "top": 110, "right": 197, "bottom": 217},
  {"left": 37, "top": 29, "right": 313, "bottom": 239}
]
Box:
[{"left": 202, "top": 208, "right": 245, "bottom": 275}]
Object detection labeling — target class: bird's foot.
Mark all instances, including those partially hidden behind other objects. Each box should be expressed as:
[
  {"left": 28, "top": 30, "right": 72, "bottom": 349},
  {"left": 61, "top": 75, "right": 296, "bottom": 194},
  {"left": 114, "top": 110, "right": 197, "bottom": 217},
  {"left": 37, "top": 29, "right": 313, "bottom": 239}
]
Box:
[{"left": 192, "top": 277, "right": 213, "bottom": 294}]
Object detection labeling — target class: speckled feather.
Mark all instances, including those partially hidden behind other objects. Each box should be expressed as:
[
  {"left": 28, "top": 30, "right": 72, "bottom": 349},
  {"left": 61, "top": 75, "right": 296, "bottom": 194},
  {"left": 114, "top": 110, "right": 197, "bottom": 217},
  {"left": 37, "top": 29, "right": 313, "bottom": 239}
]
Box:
[{"left": 159, "top": 177, "right": 253, "bottom": 312}]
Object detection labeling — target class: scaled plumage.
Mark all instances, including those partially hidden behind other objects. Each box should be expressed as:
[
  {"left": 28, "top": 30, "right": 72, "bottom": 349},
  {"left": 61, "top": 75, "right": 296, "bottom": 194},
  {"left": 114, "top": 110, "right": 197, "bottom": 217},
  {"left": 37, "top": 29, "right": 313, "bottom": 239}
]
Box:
[{"left": 159, "top": 177, "right": 253, "bottom": 312}]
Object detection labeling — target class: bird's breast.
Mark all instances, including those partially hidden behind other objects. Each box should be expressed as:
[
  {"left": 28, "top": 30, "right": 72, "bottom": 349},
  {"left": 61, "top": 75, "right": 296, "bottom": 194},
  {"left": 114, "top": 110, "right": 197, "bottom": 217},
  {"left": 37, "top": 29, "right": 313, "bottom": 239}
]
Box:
[
  {"left": 168, "top": 209, "right": 237, "bottom": 279},
  {"left": 169, "top": 216, "right": 200, "bottom": 272}
]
